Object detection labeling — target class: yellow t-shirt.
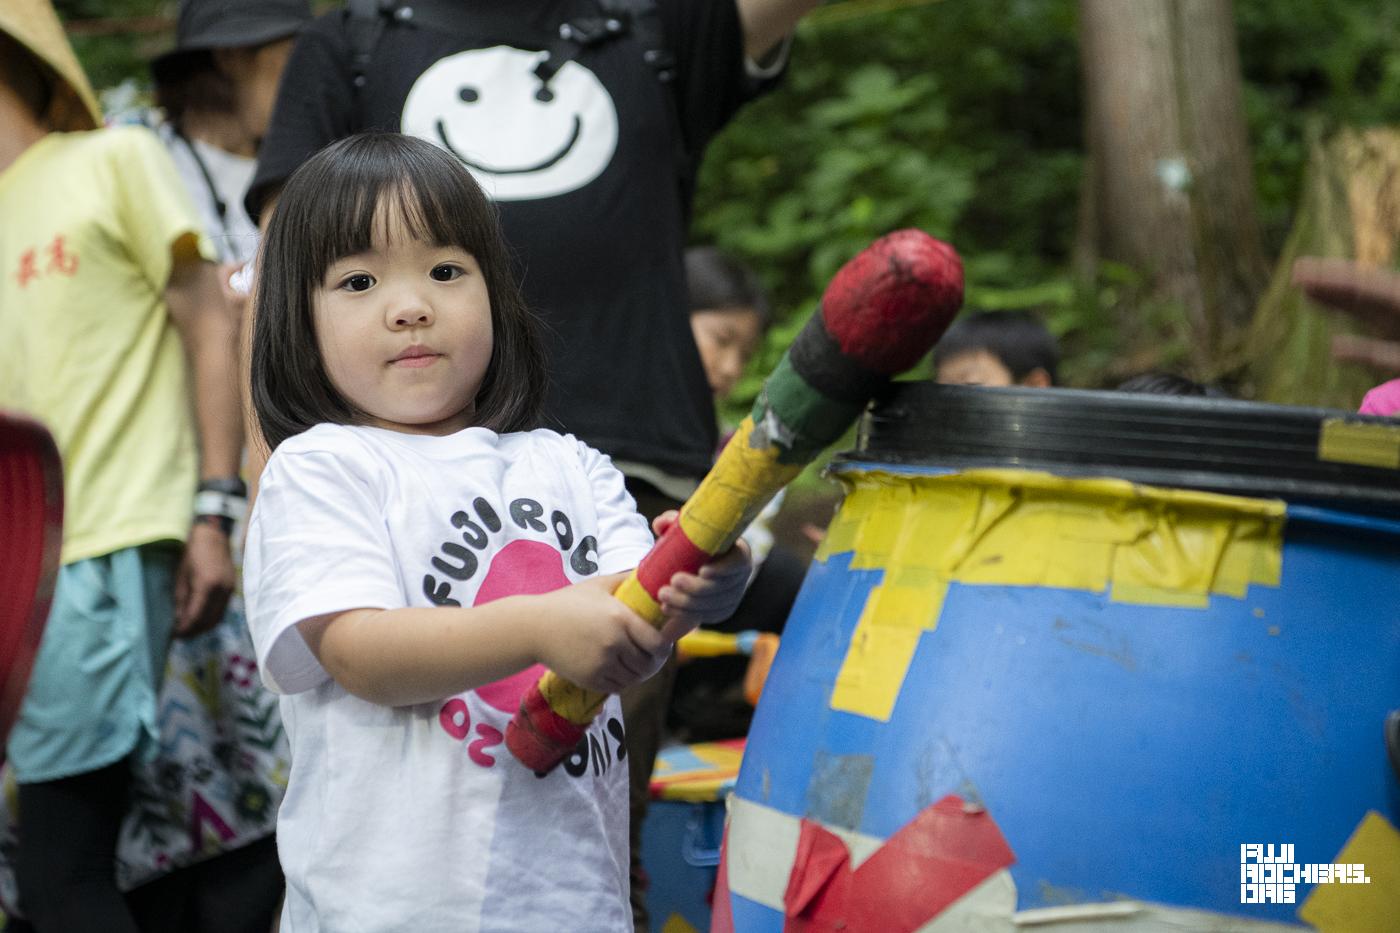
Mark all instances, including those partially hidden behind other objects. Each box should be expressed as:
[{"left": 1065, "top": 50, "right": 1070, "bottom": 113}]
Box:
[{"left": 0, "top": 127, "right": 216, "bottom": 564}]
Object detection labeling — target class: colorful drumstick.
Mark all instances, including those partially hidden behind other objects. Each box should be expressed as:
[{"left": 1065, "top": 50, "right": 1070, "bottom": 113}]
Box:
[{"left": 505, "top": 229, "right": 965, "bottom": 772}]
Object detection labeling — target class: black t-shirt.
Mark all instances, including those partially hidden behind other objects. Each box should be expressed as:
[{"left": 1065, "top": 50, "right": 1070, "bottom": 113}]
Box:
[{"left": 249, "top": 0, "right": 779, "bottom": 481}]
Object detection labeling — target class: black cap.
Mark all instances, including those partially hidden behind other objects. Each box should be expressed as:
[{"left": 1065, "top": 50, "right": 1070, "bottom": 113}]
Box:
[{"left": 151, "top": 0, "right": 312, "bottom": 80}]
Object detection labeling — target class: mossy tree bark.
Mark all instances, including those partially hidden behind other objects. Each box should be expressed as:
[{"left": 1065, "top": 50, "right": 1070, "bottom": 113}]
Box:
[{"left": 1246, "top": 128, "right": 1400, "bottom": 406}]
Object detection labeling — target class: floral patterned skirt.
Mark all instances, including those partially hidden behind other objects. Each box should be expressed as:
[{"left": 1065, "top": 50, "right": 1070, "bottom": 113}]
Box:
[{"left": 0, "top": 596, "right": 288, "bottom": 915}]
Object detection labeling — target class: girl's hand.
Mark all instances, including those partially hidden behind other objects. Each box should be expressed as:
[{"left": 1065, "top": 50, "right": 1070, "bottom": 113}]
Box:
[
  {"left": 651, "top": 511, "right": 753, "bottom": 634},
  {"left": 534, "top": 573, "right": 674, "bottom": 695}
]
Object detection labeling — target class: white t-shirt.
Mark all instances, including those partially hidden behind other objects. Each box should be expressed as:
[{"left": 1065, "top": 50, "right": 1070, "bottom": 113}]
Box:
[{"left": 244, "top": 423, "right": 653, "bottom": 933}]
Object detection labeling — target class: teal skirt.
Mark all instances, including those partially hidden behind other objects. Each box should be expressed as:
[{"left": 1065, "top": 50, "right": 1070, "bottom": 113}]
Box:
[{"left": 6, "top": 543, "right": 178, "bottom": 783}]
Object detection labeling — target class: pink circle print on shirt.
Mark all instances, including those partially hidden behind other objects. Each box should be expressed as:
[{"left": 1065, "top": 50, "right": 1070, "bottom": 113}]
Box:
[
  {"left": 429, "top": 497, "right": 624, "bottom": 775},
  {"left": 471, "top": 539, "right": 568, "bottom": 713}
]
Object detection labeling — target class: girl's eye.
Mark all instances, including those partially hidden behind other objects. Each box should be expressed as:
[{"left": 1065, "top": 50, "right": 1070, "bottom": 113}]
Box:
[
  {"left": 430, "top": 264, "right": 464, "bottom": 282},
  {"left": 340, "top": 273, "right": 375, "bottom": 292}
]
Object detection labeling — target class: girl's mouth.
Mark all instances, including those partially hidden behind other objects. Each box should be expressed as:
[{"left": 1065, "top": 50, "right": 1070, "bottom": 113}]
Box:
[{"left": 390, "top": 346, "right": 442, "bottom": 368}]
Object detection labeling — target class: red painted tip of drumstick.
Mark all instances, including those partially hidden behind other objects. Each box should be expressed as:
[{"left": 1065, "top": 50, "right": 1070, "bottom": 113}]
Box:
[
  {"left": 505, "top": 682, "right": 588, "bottom": 772},
  {"left": 821, "top": 229, "right": 964, "bottom": 374}
]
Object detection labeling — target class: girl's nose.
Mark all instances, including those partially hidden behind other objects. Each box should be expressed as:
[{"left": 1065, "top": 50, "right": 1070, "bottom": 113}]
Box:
[
  {"left": 387, "top": 298, "right": 434, "bottom": 329},
  {"left": 393, "top": 309, "right": 431, "bottom": 327}
]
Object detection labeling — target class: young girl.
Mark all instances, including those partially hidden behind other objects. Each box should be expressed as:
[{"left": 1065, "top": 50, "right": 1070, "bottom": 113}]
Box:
[{"left": 243, "top": 133, "right": 750, "bottom": 932}]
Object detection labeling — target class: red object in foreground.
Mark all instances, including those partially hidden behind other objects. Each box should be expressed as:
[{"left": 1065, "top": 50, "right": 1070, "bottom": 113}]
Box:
[{"left": 0, "top": 411, "right": 64, "bottom": 752}]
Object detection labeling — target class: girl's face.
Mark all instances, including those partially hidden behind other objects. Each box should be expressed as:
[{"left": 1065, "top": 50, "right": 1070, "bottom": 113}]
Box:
[
  {"left": 315, "top": 206, "right": 494, "bottom": 436},
  {"left": 690, "top": 307, "right": 763, "bottom": 400}
]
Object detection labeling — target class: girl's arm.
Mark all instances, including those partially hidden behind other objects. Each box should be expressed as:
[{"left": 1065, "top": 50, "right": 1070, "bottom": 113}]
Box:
[
  {"left": 297, "top": 572, "right": 685, "bottom": 708},
  {"left": 296, "top": 520, "right": 752, "bottom": 709}
]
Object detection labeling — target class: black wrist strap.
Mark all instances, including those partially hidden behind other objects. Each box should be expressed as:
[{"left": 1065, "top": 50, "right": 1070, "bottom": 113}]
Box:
[
  {"left": 198, "top": 476, "right": 248, "bottom": 498},
  {"left": 193, "top": 513, "right": 235, "bottom": 536}
]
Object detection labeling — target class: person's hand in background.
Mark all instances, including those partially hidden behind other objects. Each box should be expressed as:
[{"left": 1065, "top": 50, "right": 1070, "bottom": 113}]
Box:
[
  {"left": 1292, "top": 257, "right": 1400, "bottom": 372},
  {"left": 1292, "top": 257, "right": 1400, "bottom": 415}
]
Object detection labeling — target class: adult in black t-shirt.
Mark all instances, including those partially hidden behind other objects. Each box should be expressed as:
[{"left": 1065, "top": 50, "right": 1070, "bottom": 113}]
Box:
[
  {"left": 245, "top": 2, "right": 816, "bottom": 929},
  {"left": 247, "top": 1, "right": 805, "bottom": 493}
]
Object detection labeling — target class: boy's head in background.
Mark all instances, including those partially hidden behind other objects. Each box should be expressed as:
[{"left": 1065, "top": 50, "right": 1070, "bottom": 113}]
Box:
[
  {"left": 933, "top": 310, "right": 1058, "bottom": 388},
  {"left": 686, "top": 246, "right": 771, "bottom": 400},
  {"left": 1116, "top": 372, "right": 1228, "bottom": 398}
]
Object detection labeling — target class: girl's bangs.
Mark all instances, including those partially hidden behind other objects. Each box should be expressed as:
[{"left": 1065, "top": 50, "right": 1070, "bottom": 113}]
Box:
[{"left": 302, "top": 141, "right": 487, "bottom": 281}]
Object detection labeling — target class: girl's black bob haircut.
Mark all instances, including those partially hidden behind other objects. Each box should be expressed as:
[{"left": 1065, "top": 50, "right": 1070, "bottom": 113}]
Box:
[{"left": 251, "top": 132, "right": 546, "bottom": 451}]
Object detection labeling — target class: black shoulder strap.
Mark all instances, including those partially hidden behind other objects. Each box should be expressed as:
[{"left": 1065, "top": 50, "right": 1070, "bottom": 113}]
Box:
[
  {"left": 602, "top": 0, "right": 694, "bottom": 212},
  {"left": 347, "top": 0, "right": 675, "bottom": 88},
  {"left": 594, "top": 0, "right": 674, "bottom": 83},
  {"left": 346, "top": 0, "right": 398, "bottom": 89}
]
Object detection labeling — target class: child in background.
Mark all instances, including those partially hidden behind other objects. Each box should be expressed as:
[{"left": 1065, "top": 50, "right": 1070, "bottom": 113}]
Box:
[
  {"left": 243, "top": 133, "right": 750, "bottom": 932},
  {"left": 684, "top": 245, "right": 782, "bottom": 568},
  {"left": 665, "top": 246, "right": 807, "bottom": 742},
  {"left": 1116, "top": 372, "right": 1229, "bottom": 398},
  {"left": 0, "top": 3, "right": 242, "bottom": 930},
  {"left": 933, "top": 309, "right": 1059, "bottom": 387},
  {"left": 686, "top": 245, "right": 771, "bottom": 402}
]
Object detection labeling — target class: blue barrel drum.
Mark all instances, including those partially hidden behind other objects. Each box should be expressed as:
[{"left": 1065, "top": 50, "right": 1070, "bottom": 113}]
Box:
[{"left": 716, "top": 385, "right": 1400, "bottom": 932}]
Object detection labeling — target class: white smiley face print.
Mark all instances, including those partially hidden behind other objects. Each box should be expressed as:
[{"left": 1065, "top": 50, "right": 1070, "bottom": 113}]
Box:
[{"left": 401, "top": 46, "right": 620, "bottom": 202}]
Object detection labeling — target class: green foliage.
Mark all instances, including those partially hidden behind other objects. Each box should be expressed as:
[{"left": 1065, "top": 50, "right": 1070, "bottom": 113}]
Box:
[
  {"left": 697, "top": 0, "right": 1085, "bottom": 419},
  {"left": 54, "top": 0, "right": 170, "bottom": 93},
  {"left": 1236, "top": 0, "right": 1400, "bottom": 249},
  {"left": 698, "top": 0, "right": 1400, "bottom": 411},
  {"left": 57, "top": 0, "right": 1400, "bottom": 408}
]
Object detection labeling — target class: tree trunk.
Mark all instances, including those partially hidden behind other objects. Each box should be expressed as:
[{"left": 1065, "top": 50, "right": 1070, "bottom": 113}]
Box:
[
  {"left": 1246, "top": 128, "right": 1400, "bottom": 407},
  {"left": 1078, "top": 0, "right": 1269, "bottom": 375}
]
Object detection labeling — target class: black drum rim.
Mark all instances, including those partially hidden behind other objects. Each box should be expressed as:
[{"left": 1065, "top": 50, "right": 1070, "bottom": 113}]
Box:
[{"left": 838, "top": 383, "right": 1400, "bottom": 512}]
